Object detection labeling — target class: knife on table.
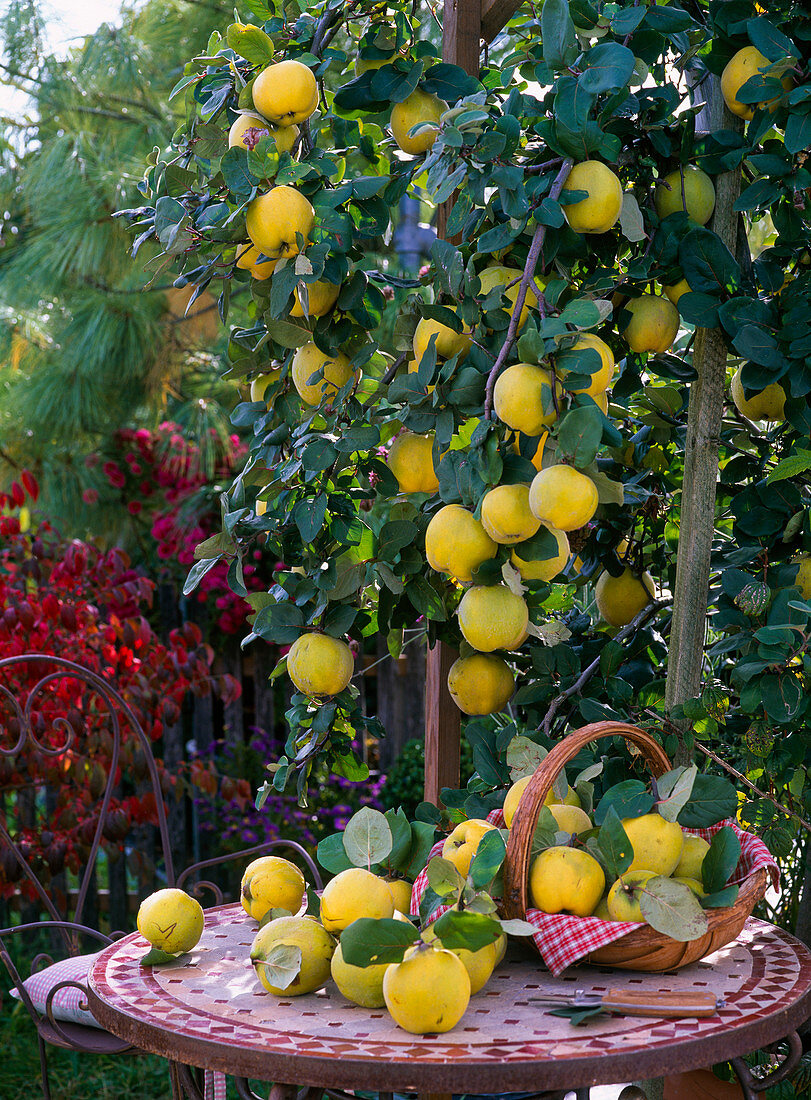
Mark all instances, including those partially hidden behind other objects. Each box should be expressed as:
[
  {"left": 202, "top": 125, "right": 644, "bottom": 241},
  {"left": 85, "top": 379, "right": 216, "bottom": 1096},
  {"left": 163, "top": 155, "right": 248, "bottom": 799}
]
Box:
[{"left": 529, "top": 989, "right": 724, "bottom": 1018}]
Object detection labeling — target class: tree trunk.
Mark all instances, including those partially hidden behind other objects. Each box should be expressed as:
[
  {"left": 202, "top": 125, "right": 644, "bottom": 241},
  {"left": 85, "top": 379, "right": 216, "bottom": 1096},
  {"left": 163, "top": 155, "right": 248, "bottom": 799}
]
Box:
[
  {"left": 252, "top": 644, "right": 277, "bottom": 742},
  {"left": 221, "top": 636, "right": 244, "bottom": 750},
  {"left": 664, "top": 78, "right": 743, "bottom": 764}
]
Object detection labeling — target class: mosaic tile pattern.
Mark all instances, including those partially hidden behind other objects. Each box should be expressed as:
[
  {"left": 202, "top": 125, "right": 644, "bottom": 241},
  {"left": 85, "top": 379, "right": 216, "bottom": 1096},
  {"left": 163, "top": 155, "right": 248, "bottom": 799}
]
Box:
[{"left": 88, "top": 904, "right": 811, "bottom": 1093}]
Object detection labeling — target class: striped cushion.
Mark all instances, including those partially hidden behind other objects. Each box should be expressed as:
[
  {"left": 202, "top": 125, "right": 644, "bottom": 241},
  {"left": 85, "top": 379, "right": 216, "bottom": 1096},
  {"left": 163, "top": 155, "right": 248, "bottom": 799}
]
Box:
[{"left": 9, "top": 952, "right": 102, "bottom": 1028}]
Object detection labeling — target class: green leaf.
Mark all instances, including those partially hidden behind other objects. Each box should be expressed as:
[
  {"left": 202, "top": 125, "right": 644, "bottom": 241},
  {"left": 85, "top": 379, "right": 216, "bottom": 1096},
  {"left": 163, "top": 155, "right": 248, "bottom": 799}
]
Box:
[
  {"left": 556, "top": 405, "right": 603, "bottom": 467},
  {"left": 638, "top": 877, "right": 709, "bottom": 941},
  {"left": 221, "top": 147, "right": 258, "bottom": 200},
  {"left": 746, "top": 17, "right": 798, "bottom": 62},
  {"left": 226, "top": 23, "right": 275, "bottom": 65},
  {"left": 594, "top": 780, "right": 654, "bottom": 825},
  {"left": 785, "top": 111, "right": 811, "bottom": 156},
  {"left": 340, "top": 918, "right": 419, "bottom": 967},
  {"left": 656, "top": 765, "right": 697, "bottom": 823},
  {"left": 469, "top": 829, "right": 507, "bottom": 889},
  {"left": 252, "top": 944, "right": 302, "bottom": 991},
  {"left": 343, "top": 807, "right": 393, "bottom": 868},
  {"left": 430, "top": 909, "right": 502, "bottom": 952},
  {"left": 506, "top": 735, "right": 548, "bottom": 779},
  {"left": 702, "top": 826, "right": 742, "bottom": 894},
  {"left": 140, "top": 948, "right": 182, "bottom": 966},
  {"left": 385, "top": 807, "right": 414, "bottom": 870},
  {"left": 678, "top": 229, "right": 741, "bottom": 296},
  {"left": 422, "top": 63, "right": 481, "bottom": 102},
  {"left": 405, "top": 821, "right": 438, "bottom": 880},
  {"left": 316, "top": 832, "right": 354, "bottom": 874},
  {"left": 701, "top": 885, "right": 740, "bottom": 909},
  {"left": 252, "top": 602, "right": 304, "bottom": 644},
  {"left": 498, "top": 918, "right": 538, "bottom": 936},
  {"left": 550, "top": 1004, "right": 606, "bottom": 1025},
  {"left": 542, "top": 0, "right": 578, "bottom": 70},
  {"left": 426, "top": 856, "right": 466, "bottom": 898},
  {"left": 596, "top": 806, "right": 633, "bottom": 879},
  {"left": 678, "top": 774, "right": 739, "bottom": 828},
  {"left": 183, "top": 556, "right": 223, "bottom": 596},
  {"left": 767, "top": 450, "right": 811, "bottom": 484},
  {"left": 578, "top": 42, "right": 636, "bottom": 95},
  {"left": 531, "top": 805, "right": 560, "bottom": 856}
]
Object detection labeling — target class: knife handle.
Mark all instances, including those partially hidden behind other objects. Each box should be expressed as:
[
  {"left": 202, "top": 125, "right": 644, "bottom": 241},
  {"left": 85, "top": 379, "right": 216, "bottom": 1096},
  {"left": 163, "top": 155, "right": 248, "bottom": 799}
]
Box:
[{"left": 601, "top": 989, "right": 721, "bottom": 1018}]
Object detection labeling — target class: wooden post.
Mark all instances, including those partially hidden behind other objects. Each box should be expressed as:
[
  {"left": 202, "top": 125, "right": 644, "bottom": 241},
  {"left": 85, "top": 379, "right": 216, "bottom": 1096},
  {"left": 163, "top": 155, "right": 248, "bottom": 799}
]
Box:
[{"left": 664, "top": 80, "right": 743, "bottom": 763}]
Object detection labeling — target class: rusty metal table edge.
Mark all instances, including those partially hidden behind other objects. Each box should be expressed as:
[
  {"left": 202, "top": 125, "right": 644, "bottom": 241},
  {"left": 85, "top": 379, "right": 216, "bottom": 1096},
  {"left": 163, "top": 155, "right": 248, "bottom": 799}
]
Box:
[{"left": 86, "top": 972, "right": 811, "bottom": 1092}]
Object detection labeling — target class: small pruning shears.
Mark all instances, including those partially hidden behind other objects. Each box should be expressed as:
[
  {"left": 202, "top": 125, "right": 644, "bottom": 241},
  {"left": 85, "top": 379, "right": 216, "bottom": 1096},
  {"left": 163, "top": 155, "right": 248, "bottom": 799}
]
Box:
[{"left": 530, "top": 988, "right": 724, "bottom": 1021}]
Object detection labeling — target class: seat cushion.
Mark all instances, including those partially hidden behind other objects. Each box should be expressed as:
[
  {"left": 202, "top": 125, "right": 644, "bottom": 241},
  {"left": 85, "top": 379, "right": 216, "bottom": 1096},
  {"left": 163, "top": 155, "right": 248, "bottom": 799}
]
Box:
[{"left": 9, "top": 952, "right": 103, "bottom": 1028}]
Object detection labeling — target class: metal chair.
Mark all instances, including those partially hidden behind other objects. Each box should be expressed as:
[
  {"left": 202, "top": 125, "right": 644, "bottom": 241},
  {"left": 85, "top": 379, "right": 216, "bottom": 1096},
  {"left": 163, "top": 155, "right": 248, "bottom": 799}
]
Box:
[
  {"left": 0, "top": 652, "right": 178, "bottom": 1100},
  {"left": 0, "top": 652, "right": 325, "bottom": 1100}
]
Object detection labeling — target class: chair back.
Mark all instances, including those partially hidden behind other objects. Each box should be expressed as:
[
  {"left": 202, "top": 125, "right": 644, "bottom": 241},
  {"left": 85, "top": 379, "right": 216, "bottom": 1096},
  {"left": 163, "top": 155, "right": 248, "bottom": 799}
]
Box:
[{"left": 0, "top": 652, "right": 175, "bottom": 962}]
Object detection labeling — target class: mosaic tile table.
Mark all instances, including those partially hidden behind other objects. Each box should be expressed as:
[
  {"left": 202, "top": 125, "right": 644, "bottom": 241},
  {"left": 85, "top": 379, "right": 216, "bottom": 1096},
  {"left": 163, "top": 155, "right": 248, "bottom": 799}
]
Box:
[{"left": 87, "top": 902, "right": 811, "bottom": 1100}]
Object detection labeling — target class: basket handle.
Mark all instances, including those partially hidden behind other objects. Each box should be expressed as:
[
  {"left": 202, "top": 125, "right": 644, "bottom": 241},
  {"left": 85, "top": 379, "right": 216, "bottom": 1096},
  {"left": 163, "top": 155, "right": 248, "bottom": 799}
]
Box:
[{"left": 502, "top": 721, "right": 673, "bottom": 920}]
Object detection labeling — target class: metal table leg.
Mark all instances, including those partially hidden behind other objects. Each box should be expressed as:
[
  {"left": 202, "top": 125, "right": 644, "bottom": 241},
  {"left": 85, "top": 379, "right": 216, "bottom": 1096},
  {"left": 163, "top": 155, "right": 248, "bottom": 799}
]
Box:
[{"left": 730, "top": 1031, "right": 803, "bottom": 1099}]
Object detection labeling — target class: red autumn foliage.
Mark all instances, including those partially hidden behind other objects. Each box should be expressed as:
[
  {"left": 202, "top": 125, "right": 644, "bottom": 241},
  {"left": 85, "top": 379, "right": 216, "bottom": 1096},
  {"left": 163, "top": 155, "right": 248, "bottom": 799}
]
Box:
[{"left": 0, "top": 473, "right": 240, "bottom": 900}]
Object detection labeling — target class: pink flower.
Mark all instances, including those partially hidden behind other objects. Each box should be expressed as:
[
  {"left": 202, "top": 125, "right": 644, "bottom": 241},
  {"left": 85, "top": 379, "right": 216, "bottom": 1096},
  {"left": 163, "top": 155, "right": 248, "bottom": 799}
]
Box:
[{"left": 82, "top": 488, "right": 99, "bottom": 504}]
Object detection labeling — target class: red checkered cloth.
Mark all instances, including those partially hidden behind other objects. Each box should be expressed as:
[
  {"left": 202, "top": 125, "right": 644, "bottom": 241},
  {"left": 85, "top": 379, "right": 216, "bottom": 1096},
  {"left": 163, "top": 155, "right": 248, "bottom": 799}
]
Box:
[{"left": 410, "top": 811, "right": 779, "bottom": 976}]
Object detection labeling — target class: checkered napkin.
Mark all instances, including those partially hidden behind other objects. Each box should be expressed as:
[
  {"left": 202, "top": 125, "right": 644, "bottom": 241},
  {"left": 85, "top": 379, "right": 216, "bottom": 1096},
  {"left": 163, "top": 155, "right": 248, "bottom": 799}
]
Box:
[{"left": 410, "top": 810, "right": 779, "bottom": 976}]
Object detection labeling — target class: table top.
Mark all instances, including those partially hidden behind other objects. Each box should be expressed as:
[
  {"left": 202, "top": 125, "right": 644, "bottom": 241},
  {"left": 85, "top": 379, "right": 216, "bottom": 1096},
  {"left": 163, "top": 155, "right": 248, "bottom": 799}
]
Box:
[{"left": 88, "top": 902, "right": 811, "bottom": 1093}]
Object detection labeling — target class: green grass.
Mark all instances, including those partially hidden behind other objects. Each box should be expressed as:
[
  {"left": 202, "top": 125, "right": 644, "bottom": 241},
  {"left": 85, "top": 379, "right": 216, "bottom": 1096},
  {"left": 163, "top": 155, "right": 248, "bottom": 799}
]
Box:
[{"left": 2, "top": 1001, "right": 174, "bottom": 1100}]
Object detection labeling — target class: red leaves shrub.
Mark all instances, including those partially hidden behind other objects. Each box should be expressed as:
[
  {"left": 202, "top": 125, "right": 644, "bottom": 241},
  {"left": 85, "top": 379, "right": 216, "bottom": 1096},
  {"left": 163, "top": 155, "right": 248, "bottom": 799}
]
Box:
[{"left": 0, "top": 473, "right": 240, "bottom": 900}]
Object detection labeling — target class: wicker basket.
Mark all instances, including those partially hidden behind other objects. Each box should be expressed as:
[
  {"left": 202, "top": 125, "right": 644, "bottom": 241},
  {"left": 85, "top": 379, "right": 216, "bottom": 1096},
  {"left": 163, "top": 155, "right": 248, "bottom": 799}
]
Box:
[{"left": 501, "top": 720, "right": 769, "bottom": 972}]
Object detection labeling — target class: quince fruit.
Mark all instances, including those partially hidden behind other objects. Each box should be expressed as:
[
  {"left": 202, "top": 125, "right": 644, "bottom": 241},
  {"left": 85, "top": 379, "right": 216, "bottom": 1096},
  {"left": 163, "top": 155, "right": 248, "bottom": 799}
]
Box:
[
  {"left": 287, "top": 632, "right": 354, "bottom": 696},
  {"left": 447, "top": 653, "right": 515, "bottom": 716},
  {"left": 291, "top": 342, "right": 354, "bottom": 406},
  {"left": 390, "top": 89, "right": 447, "bottom": 155},
  {"left": 555, "top": 333, "right": 615, "bottom": 397},
  {"left": 606, "top": 870, "right": 657, "bottom": 922},
  {"left": 413, "top": 312, "right": 471, "bottom": 362},
  {"left": 502, "top": 775, "right": 580, "bottom": 828},
  {"left": 383, "top": 944, "right": 470, "bottom": 1033},
  {"left": 511, "top": 525, "right": 570, "bottom": 582},
  {"left": 664, "top": 278, "right": 691, "bottom": 308},
  {"left": 493, "top": 363, "right": 562, "bottom": 435},
  {"left": 561, "top": 160, "right": 623, "bottom": 234},
  {"left": 673, "top": 835, "right": 710, "bottom": 880},
  {"left": 622, "top": 813, "right": 684, "bottom": 877},
  {"left": 654, "top": 166, "right": 715, "bottom": 225},
  {"left": 457, "top": 585, "right": 529, "bottom": 652},
  {"left": 674, "top": 876, "right": 706, "bottom": 899},
  {"left": 621, "top": 294, "right": 680, "bottom": 354},
  {"left": 387, "top": 432, "right": 439, "bottom": 494},
  {"left": 252, "top": 59, "right": 318, "bottom": 127},
  {"left": 330, "top": 941, "right": 389, "bottom": 1008},
  {"left": 529, "top": 847, "right": 605, "bottom": 916},
  {"left": 422, "top": 923, "right": 499, "bottom": 994},
  {"left": 290, "top": 279, "right": 341, "bottom": 318},
  {"left": 137, "top": 888, "right": 204, "bottom": 954},
  {"left": 250, "top": 369, "right": 281, "bottom": 403},
  {"left": 251, "top": 915, "right": 335, "bottom": 995},
  {"left": 548, "top": 804, "right": 593, "bottom": 836},
  {"left": 240, "top": 855, "right": 306, "bottom": 921},
  {"left": 425, "top": 504, "right": 498, "bottom": 583},
  {"left": 480, "top": 483, "right": 541, "bottom": 545},
  {"left": 320, "top": 867, "right": 394, "bottom": 933},
  {"left": 529, "top": 465, "right": 599, "bottom": 532},
  {"left": 246, "top": 186, "right": 314, "bottom": 263},
  {"left": 228, "top": 113, "right": 299, "bottom": 154},
  {"left": 442, "top": 818, "right": 497, "bottom": 876},
  {"left": 477, "top": 265, "right": 539, "bottom": 329},
  {"left": 595, "top": 568, "right": 655, "bottom": 627},
  {"left": 386, "top": 879, "right": 414, "bottom": 917},
  {"left": 721, "top": 46, "right": 792, "bottom": 120},
  {"left": 235, "top": 243, "right": 276, "bottom": 281},
  {"left": 793, "top": 555, "right": 811, "bottom": 600},
  {"left": 730, "top": 366, "right": 786, "bottom": 422}
]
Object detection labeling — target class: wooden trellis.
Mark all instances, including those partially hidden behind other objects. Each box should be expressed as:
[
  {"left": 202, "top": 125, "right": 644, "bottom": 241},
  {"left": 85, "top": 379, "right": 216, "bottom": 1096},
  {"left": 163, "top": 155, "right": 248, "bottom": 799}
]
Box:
[{"left": 423, "top": 0, "right": 738, "bottom": 803}]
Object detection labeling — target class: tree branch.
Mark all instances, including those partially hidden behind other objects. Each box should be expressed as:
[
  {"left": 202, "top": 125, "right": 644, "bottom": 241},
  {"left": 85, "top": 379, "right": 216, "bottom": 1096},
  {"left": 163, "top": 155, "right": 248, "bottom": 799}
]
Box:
[
  {"left": 483, "top": 157, "right": 573, "bottom": 418},
  {"left": 681, "top": 734, "right": 811, "bottom": 837},
  {"left": 540, "top": 598, "right": 669, "bottom": 737}
]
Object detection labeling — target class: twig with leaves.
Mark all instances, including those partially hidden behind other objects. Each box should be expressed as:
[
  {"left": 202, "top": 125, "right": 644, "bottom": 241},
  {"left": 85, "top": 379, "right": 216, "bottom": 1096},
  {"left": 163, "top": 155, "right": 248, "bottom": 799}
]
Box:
[
  {"left": 540, "top": 599, "right": 669, "bottom": 737},
  {"left": 483, "top": 158, "right": 573, "bottom": 418}
]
